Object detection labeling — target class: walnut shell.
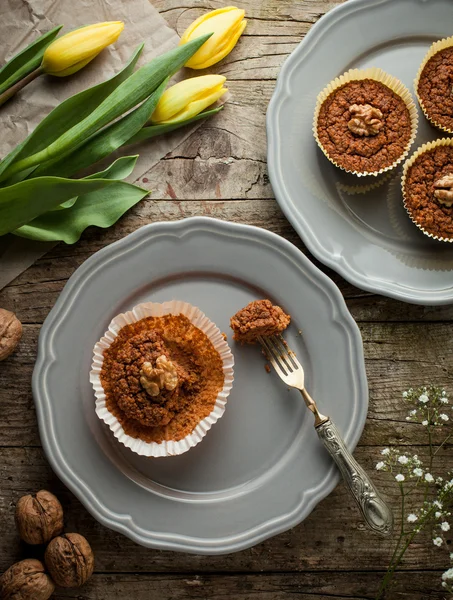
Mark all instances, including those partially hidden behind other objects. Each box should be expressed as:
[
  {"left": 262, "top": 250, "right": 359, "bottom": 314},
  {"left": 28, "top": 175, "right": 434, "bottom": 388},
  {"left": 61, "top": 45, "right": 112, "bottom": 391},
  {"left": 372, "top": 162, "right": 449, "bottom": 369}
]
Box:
[
  {"left": 0, "top": 309, "right": 22, "bottom": 361},
  {"left": 44, "top": 533, "right": 94, "bottom": 588},
  {"left": 15, "top": 490, "right": 64, "bottom": 545},
  {"left": 0, "top": 558, "right": 55, "bottom": 600}
]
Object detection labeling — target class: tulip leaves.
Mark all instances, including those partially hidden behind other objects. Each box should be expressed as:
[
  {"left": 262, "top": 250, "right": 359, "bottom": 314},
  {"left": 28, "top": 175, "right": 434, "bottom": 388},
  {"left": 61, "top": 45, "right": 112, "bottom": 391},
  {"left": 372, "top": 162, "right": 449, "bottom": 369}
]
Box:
[
  {"left": 0, "top": 26, "right": 62, "bottom": 96},
  {"left": 0, "top": 33, "right": 219, "bottom": 244}
]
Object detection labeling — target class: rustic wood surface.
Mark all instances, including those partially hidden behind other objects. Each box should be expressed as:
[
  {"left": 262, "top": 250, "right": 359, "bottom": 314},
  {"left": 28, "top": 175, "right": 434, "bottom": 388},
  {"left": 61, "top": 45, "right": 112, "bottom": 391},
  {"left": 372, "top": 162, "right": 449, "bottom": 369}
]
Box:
[{"left": 1, "top": 0, "right": 453, "bottom": 598}]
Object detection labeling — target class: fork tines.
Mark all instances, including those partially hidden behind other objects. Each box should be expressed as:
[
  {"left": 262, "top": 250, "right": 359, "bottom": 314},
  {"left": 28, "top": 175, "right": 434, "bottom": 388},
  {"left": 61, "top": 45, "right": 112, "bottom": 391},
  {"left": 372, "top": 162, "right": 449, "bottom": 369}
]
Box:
[{"left": 258, "top": 334, "right": 301, "bottom": 376}]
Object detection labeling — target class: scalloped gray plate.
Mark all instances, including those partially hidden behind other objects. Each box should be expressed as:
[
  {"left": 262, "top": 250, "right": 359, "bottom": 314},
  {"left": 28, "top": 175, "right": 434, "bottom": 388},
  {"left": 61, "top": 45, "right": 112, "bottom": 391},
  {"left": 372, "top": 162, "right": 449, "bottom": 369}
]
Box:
[
  {"left": 33, "top": 218, "right": 367, "bottom": 554},
  {"left": 267, "top": 0, "right": 453, "bottom": 305}
]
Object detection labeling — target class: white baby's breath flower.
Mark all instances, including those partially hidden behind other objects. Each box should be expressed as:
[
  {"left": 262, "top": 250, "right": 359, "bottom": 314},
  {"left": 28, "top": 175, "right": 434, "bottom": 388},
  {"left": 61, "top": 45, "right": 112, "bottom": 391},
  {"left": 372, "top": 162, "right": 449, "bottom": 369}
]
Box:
[
  {"left": 441, "top": 522, "right": 451, "bottom": 532},
  {"left": 434, "top": 500, "right": 443, "bottom": 509},
  {"left": 402, "top": 391, "right": 408, "bottom": 398},
  {"left": 441, "top": 397, "right": 449, "bottom": 404},
  {"left": 440, "top": 413, "right": 449, "bottom": 421},
  {"left": 410, "top": 409, "right": 417, "bottom": 416},
  {"left": 376, "top": 461, "right": 385, "bottom": 471},
  {"left": 413, "top": 467, "right": 423, "bottom": 477},
  {"left": 422, "top": 420, "right": 429, "bottom": 426},
  {"left": 398, "top": 455, "right": 409, "bottom": 465},
  {"left": 381, "top": 448, "right": 390, "bottom": 456},
  {"left": 419, "top": 394, "right": 429, "bottom": 403},
  {"left": 433, "top": 536, "right": 443, "bottom": 547},
  {"left": 407, "top": 514, "right": 418, "bottom": 523},
  {"left": 442, "top": 567, "right": 453, "bottom": 581},
  {"left": 436, "top": 512, "right": 443, "bottom": 519},
  {"left": 395, "top": 474, "right": 405, "bottom": 482},
  {"left": 450, "top": 552, "right": 453, "bottom": 560},
  {"left": 425, "top": 473, "right": 434, "bottom": 483}
]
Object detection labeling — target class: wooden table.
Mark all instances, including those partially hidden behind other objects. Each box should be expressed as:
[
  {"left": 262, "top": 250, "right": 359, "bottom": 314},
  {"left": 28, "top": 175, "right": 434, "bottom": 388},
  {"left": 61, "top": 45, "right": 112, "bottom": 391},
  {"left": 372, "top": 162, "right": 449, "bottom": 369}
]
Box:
[{"left": 1, "top": 1, "right": 453, "bottom": 598}]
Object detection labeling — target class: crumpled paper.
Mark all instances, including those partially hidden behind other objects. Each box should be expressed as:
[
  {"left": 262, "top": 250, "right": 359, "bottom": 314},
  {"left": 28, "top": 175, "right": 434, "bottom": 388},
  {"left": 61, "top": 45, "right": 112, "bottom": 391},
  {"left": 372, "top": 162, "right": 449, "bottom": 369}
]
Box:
[{"left": 0, "top": 0, "right": 199, "bottom": 290}]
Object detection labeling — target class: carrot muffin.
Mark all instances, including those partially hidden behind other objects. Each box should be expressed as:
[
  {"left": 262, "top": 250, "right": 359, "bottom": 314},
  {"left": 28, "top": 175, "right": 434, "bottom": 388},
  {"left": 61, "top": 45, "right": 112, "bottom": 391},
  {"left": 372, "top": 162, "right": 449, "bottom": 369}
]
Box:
[
  {"left": 314, "top": 69, "right": 417, "bottom": 176},
  {"left": 230, "top": 299, "right": 290, "bottom": 344},
  {"left": 416, "top": 39, "right": 453, "bottom": 133},
  {"left": 403, "top": 141, "right": 453, "bottom": 241},
  {"left": 100, "top": 314, "right": 225, "bottom": 443}
]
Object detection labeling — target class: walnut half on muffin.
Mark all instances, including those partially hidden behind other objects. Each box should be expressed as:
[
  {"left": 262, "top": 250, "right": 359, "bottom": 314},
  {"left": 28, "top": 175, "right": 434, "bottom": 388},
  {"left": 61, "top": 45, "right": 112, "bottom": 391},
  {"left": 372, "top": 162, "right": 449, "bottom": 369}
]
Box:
[{"left": 230, "top": 299, "right": 290, "bottom": 344}]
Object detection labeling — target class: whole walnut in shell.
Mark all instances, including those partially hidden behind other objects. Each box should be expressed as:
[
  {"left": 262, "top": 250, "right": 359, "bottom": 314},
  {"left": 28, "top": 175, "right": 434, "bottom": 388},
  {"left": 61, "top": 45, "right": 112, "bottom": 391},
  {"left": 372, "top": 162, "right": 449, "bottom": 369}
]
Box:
[
  {"left": 0, "top": 558, "right": 55, "bottom": 600},
  {"left": 0, "top": 309, "right": 22, "bottom": 361},
  {"left": 45, "top": 533, "right": 94, "bottom": 588},
  {"left": 15, "top": 490, "right": 63, "bottom": 545}
]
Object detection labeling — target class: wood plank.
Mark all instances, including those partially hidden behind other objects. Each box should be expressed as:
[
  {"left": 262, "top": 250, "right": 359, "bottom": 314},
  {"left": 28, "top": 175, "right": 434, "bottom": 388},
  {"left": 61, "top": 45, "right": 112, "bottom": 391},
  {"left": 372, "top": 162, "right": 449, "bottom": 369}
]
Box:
[
  {"left": 43, "top": 572, "right": 448, "bottom": 600},
  {"left": 0, "top": 446, "right": 452, "bottom": 576}
]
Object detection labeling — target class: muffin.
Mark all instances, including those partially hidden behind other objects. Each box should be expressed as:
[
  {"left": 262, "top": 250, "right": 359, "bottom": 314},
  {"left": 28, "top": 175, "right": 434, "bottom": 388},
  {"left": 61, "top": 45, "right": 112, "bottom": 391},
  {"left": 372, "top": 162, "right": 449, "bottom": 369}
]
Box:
[
  {"left": 402, "top": 138, "right": 453, "bottom": 242},
  {"left": 415, "top": 37, "right": 453, "bottom": 133},
  {"left": 230, "top": 299, "right": 290, "bottom": 344},
  {"left": 91, "top": 301, "right": 234, "bottom": 457},
  {"left": 314, "top": 68, "right": 418, "bottom": 176}
]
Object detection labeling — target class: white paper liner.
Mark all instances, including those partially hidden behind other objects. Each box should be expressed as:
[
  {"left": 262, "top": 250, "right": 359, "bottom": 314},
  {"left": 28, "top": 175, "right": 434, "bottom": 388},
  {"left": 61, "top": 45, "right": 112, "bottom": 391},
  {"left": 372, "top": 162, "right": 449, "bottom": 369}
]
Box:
[
  {"left": 90, "top": 301, "right": 234, "bottom": 457},
  {"left": 401, "top": 138, "right": 453, "bottom": 243},
  {"left": 313, "top": 67, "right": 418, "bottom": 177}
]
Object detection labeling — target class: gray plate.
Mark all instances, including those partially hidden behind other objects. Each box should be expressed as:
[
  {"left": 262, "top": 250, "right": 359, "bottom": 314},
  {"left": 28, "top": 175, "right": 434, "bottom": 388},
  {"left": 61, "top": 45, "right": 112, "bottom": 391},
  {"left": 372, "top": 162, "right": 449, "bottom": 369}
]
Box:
[
  {"left": 267, "top": 0, "right": 453, "bottom": 305},
  {"left": 33, "top": 218, "right": 367, "bottom": 554}
]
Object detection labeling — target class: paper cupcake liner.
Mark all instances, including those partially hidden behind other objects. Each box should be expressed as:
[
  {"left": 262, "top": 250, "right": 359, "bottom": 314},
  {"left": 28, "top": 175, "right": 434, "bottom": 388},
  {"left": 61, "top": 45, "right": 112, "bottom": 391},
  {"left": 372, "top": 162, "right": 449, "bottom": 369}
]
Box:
[
  {"left": 90, "top": 300, "right": 235, "bottom": 457},
  {"left": 313, "top": 67, "right": 419, "bottom": 177},
  {"left": 335, "top": 171, "right": 392, "bottom": 196},
  {"left": 414, "top": 37, "right": 453, "bottom": 134},
  {"left": 401, "top": 138, "right": 453, "bottom": 243}
]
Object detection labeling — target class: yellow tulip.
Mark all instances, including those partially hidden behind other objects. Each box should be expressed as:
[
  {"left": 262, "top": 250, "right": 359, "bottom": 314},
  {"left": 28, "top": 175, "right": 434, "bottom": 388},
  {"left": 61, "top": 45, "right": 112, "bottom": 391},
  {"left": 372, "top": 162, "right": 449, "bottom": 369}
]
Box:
[
  {"left": 42, "top": 22, "right": 124, "bottom": 77},
  {"left": 150, "top": 75, "right": 227, "bottom": 124},
  {"left": 179, "top": 7, "right": 246, "bottom": 70}
]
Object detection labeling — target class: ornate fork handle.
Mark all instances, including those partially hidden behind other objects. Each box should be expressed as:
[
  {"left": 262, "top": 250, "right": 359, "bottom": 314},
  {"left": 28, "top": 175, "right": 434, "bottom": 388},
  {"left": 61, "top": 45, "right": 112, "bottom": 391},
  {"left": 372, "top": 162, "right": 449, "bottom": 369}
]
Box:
[{"left": 316, "top": 419, "right": 393, "bottom": 536}]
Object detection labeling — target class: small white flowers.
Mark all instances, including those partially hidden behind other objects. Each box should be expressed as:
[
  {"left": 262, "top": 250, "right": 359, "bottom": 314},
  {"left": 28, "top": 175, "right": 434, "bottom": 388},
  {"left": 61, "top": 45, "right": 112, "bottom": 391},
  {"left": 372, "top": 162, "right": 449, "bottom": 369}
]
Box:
[
  {"left": 433, "top": 536, "right": 443, "bottom": 547},
  {"left": 413, "top": 468, "right": 423, "bottom": 477},
  {"left": 407, "top": 514, "right": 418, "bottom": 523},
  {"left": 376, "top": 461, "right": 385, "bottom": 471},
  {"left": 402, "top": 391, "right": 408, "bottom": 398},
  {"left": 434, "top": 500, "right": 443, "bottom": 509},
  {"left": 440, "top": 413, "right": 449, "bottom": 421},
  {"left": 443, "top": 567, "right": 453, "bottom": 583},
  {"left": 422, "top": 420, "right": 429, "bottom": 426},
  {"left": 398, "top": 455, "right": 409, "bottom": 465},
  {"left": 425, "top": 473, "right": 434, "bottom": 483},
  {"left": 395, "top": 474, "right": 405, "bottom": 482},
  {"left": 419, "top": 394, "right": 429, "bottom": 403},
  {"left": 441, "top": 522, "right": 451, "bottom": 532},
  {"left": 436, "top": 511, "right": 442, "bottom": 519},
  {"left": 381, "top": 448, "right": 390, "bottom": 456}
]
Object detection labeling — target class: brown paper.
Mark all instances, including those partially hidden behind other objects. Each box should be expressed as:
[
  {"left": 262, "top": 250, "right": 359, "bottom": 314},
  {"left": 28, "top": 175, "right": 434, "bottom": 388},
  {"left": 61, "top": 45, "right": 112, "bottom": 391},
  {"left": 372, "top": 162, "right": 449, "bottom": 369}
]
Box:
[{"left": 0, "top": 0, "right": 204, "bottom": 290}]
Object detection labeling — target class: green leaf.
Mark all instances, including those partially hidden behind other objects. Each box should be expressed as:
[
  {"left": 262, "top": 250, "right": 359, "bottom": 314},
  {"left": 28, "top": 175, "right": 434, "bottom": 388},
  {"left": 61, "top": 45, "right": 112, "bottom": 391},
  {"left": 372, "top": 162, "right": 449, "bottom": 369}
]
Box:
[
  {"left": 126, "top": 106, "right": 223, "bottom": 145},
  {"left": 32, "top": 79, "right": 168, "bottom": 179},
  {"left": 0, "top": 44, "right": 144, "bottom": 181},
  {"left": 0, "top": 26, "right": 62, "bottom": 95},
  {"left": 51, "top": 155, "right": 140, "bottom": 211},
  {"left": 0, "top": 176, "right": 116, "bottom": 235},
  {"left": 2, "top": 34, "right": 212, "bottom": 180},
  {"left": 14, "top": 180, "right": 148, "bottom": 244}
]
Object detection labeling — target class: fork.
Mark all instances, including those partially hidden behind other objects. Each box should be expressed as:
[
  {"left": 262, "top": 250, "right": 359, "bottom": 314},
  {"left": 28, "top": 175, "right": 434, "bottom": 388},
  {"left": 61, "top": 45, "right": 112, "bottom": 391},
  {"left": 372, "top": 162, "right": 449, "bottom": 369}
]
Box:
[{"left": 258, "top": 333, "right": 393, "bottom": 536}]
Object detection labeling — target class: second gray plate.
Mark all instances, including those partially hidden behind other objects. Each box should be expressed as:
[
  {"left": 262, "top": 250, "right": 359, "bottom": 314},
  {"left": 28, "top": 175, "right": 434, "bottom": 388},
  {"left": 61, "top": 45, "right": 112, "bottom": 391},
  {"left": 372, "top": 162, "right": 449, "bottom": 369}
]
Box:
[
  {"left": 267, "top": 0, "right": 453, "bottom": 305},
  {"left": 33, "top": 218, "right": 367, "bottom": 554}
]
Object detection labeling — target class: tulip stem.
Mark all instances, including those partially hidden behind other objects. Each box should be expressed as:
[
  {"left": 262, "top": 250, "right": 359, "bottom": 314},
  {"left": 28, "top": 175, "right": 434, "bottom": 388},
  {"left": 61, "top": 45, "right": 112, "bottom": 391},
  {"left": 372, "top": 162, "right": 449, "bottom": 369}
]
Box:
[{"left": 0, "top": 66, "right": 43, "bottom": 108}]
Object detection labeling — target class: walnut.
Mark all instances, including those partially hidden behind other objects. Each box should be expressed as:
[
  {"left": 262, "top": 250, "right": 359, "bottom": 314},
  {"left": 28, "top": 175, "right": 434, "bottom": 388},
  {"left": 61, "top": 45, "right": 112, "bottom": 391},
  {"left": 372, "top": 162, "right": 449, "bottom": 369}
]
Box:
[
  {"left": 0, "top": 309, "right": 22, "bottom": 361},
  {"left": 434, "top": 173, "right": 453, "bottom": 206},
  {"left": 140, "top": 355, "right": 178, "bottom": 397},
  {"left": 44, "top": 533, "right": 94, "bottom": 588},
  {"left": 0, "top": 559, "right": 55, "bottom": 600},
  {"left": 15, "top": 490, "right": 64, "bottom": 545},
  {"left": 348, "top": 103, "right": 384, "bottom": 136}
]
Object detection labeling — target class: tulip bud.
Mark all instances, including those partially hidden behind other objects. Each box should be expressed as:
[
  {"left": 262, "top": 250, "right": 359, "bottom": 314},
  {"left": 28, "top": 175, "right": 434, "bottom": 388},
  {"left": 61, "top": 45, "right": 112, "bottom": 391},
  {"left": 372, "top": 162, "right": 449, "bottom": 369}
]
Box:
[
  {"left": 179, "top": 7, "right": 246, "bottom": 70},
  {"left": 150, "top": 75, "right": 227, "bottom": 124},
  {"left": 42, "top": 21, "right": 124, "bottom": 77}
]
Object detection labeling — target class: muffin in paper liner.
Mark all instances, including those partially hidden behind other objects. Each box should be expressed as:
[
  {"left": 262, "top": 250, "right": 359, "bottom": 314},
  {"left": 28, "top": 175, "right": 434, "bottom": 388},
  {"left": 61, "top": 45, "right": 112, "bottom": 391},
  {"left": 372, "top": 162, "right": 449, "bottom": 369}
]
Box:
[
  {"left": 90, "top": 300, "right": 235, "bottom": 457},
  {"left": 415, "top": 37, "right": 453, "bottom": 134},
  {"left": 401, "top": 138, "right": 453, "bottom": 243},
  {"left": 313, "top": 67, "right": 418, "bottom": 177}
]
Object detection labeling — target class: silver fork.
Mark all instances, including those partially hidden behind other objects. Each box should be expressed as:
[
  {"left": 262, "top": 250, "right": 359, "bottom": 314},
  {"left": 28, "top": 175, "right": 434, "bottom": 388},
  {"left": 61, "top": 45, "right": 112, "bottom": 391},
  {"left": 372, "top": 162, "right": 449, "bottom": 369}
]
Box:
[{"left": 259, "top": 334, "right": 393, "bottom": 536}]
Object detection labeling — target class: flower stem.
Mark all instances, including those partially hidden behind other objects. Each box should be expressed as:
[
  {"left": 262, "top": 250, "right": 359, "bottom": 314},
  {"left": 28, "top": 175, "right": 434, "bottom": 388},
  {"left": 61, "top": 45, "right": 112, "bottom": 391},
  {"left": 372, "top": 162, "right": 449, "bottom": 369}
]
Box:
[{"left": 0, "top": 66, "right": 43, "bottom": 107}]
